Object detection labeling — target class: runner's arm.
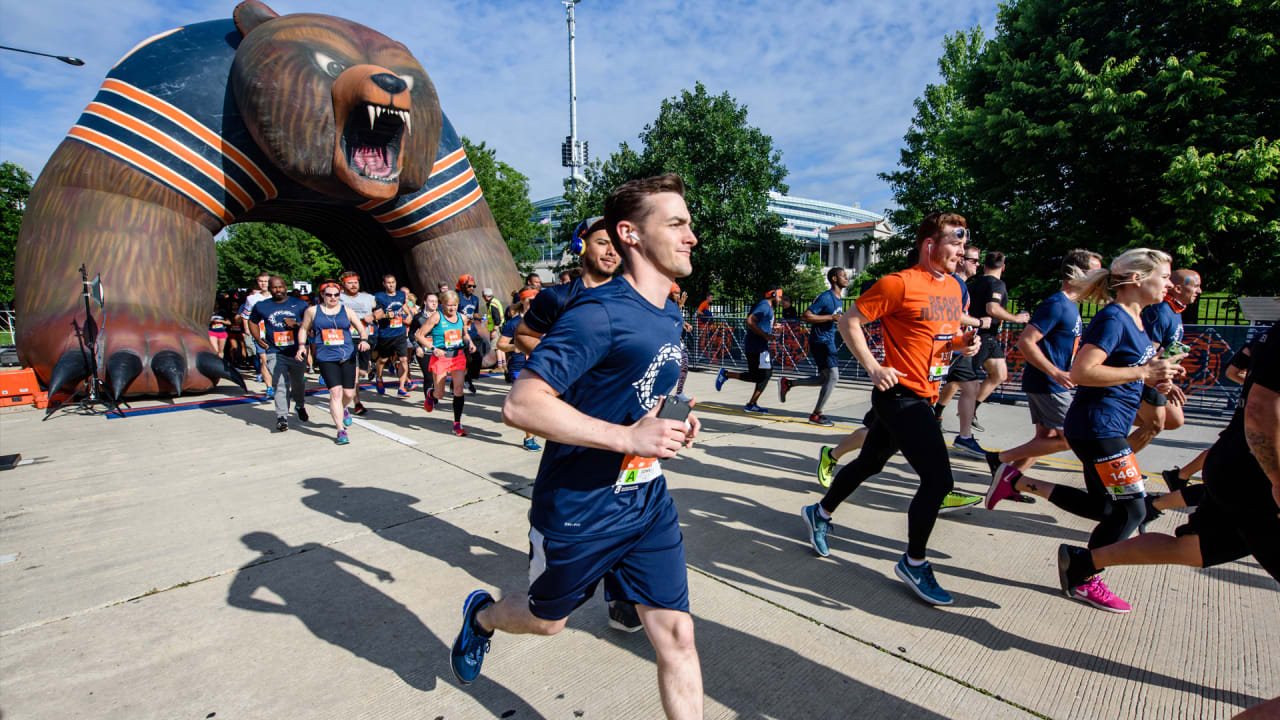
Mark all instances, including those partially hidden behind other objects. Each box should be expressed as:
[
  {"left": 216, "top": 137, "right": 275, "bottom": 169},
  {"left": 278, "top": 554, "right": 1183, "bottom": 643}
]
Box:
[
  {"left": 496, "top": 333, "right": 518, "bottom": 354},
  {"left": 414, "top": 314, "right": 438, "bottom": 348},
  {"left": 745, "top": 313, "right": 769, "bottom": 340},
  {"left": 1015, "top": 325, "right": 1074, "bottom": 388},
  {"left": 838, "top": 306, "right": 905, "bottom": 389},
  {"left": 512, "top": 320, "right": 543, "bottom": 355},
  {"left": 985, "top": 301, "right": 1029, "bottom": 324},
  {"left": 297, "top": 307, "right": 315, "bottom": 346},
  {"left": 502, "top": 370, "right": 690, "bottom": 458},
  {"left": 1069, "top": 344, "right": 1182, "bottom": 387},
  {"left": 347, "top": 309, "right": 371, "bottom": 346},
  {"left": 1244, "top": 382, "right": 1280, "bottom": 490}
]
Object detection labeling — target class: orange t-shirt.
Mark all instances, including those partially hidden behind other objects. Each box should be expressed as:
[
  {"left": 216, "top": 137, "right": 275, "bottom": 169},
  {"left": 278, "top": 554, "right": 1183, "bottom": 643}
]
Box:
[{"left": 855, "top": 265, "right": 967, "bottom": 403}]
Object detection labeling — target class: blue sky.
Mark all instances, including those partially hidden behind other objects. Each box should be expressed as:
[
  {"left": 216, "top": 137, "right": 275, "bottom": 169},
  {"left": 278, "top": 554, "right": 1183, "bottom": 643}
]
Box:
[{"left": 0, "top": 0, "right": 999, "bottom": 215}]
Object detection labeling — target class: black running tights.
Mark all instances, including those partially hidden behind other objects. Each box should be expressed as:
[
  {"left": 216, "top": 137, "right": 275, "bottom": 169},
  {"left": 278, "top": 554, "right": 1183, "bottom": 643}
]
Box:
[
  {"left": 820, "top": 387, "right": 955, "bottom": 559},
  {"left": 1048, "top": 436, "right": 1146, "bottom": 549}
]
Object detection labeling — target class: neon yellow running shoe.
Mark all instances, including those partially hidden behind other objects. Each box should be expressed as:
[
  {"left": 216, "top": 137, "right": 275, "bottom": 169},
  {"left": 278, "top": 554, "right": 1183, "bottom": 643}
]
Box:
[
  {"left": 938, "top": 491, "right": 982, "bottom": 514},
  {"left": 817, "top": 446, "right": 837, "bottom": 488}
]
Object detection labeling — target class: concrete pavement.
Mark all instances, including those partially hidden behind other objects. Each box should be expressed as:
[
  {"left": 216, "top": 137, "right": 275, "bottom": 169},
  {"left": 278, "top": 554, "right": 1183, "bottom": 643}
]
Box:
[{"left": 0, "top": 369, "right": 1275, "bottom": 718}]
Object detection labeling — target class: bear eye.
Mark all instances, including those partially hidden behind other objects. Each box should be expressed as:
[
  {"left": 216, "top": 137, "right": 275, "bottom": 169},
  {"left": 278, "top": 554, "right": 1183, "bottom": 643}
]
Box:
[
  {"left": 314, "top": 51, "right": 347, "bottom": 78},
  {"left": 398, "top": 74, "right": 415, "bottom": 92}
]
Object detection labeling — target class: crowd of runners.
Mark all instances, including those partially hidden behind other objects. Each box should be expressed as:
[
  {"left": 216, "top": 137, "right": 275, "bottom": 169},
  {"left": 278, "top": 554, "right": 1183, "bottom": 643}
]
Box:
[{"left": 204, "top": 175, "right": 1275, "bottom": 720}]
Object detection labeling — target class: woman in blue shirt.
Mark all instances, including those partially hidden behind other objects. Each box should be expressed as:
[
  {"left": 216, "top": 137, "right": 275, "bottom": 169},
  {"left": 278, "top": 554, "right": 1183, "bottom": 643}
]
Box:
[{"left": 985, "top": 249, "right": 1186, "bottom": 613}]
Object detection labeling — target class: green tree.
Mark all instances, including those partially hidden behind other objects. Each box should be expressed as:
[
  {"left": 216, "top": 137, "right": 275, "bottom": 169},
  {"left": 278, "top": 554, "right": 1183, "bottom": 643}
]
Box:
[
  {"left": 0, "top": 161, "right": 33, "bottom": 303},
  {"left": 883, "top": 0, "right": 1280, "bottom": 298},
  {"left": 460, "top": 136, "right": 541, "bottom": 274},
  {"left": 215, "top": 223, "right": 341, "bottom": 290},
  {"left": 559, "top": 82, "right": 798, "bottom": 301},
  {"left": 873, "top": 28, "right": 985, "bottom": 279},
  {"left": 784, "top": 252, "right": 828, "bottom": 305}
]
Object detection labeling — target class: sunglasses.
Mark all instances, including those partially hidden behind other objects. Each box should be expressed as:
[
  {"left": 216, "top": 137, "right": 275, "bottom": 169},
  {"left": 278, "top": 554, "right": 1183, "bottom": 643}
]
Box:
[
  {"left": 465, "top": 284, "right": 476, "bottom": 288},
  {"left": 944, "top": 228, "right": 968, "bottom": 239},
  {"left": 322, "top": 292, "right": 340, "bottom": 298},
  {"left": 964, "top": 257, "right": 979, "bottom": 263}
]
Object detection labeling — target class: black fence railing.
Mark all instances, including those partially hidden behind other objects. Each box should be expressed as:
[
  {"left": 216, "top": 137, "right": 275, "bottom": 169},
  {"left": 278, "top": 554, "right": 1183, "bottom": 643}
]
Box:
[{"left": 684, "top": 316, "right": 1259, "bottom": 418}]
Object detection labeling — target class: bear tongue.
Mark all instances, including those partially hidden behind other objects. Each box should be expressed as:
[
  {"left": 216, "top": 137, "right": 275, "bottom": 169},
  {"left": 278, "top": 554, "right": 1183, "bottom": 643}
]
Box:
[{"left": 353, "top": 146, "right": 391, "bottom": 177}]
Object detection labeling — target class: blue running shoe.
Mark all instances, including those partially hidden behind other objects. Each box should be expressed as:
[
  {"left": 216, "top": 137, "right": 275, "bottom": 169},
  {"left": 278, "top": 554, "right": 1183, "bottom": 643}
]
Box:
[
  {"left": 744, "top": 402, "right": 768, "bottom": 414},
  {"left": 264, "top": 387, "right": 275, "bottom": 403},
  {"left": 952, "top": 435, "right": 986, "bottom": 458},
  {"left": 715, "top": 368, "right": 728, "bottom": 392},
  {"left": 375, "top": 377, "right": 385, "bottom": 395},
  {"left": 451, "top": 590, "right": 494, "bottom": 684},
  {"left": 801, "top": 503, "right": 831, "bottom": 557},
  {"left": 523, "top": 437, "right": 542, "bottom": 452},
  {"left": 343, "top": 408, "right": 352, "bottom": 427},
  {"left": 335, "top": 430, "right": 349, "bottom": 445},
  {"left": 894, "top": 554, "right": 953, "bottom": 606}
]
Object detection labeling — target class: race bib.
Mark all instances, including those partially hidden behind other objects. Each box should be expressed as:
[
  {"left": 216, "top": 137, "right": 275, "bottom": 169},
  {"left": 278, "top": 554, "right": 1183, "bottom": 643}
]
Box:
[
  {"left": 272, "top": 330, "right": 295, "bottom": 347},
  {"left": 930, "top": 336, "right": 955, "bottom": 383},
  {"left": 759, "top": 351, "right": 772, "bottom": 370},
  {"left": 443, "top": 328, "right": 464, "bottom": 349},
  {"left": 321, "top": 328, "right": 345, "bottom": 346},
  {"left": 389, "top": 316, "right": 403, "bottom": 328},
  {"left": 1095, "top": 449, "right": 1145, "bottom": 499},
  {"left": 615, "top": 455, "right": 662, "bottom": 493}
]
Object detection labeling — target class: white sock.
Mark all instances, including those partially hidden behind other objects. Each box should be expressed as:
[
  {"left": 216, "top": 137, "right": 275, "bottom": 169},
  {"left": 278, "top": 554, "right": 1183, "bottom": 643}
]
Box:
[
  {"left": 957, "top": 435, "right": 972, "bottom": 441},
  {"left": 906, "top": 556, "right": 927, "bottom": 567},
  {"left": 817, "top": 505, "right": 832, "bottom": 521}
]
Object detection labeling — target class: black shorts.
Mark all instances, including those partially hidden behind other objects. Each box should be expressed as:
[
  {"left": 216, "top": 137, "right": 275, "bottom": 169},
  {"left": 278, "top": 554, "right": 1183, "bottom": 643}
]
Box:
[
  {"left": 945, "top": 353, "right": 977, "bottom": 383},
  {"left": 811, "top": 343, "right": 838, "bottom": 369},
  {"left": 374, "top": 335, "right": 409, "bottom": 358},
  {"left": 1140, "top": 385, "right": 1168, "bottom": 407},
  {"left": 973, "top": 333, "right": 1005, "bottom": 368},
  {"left": 1176, "top": 445, "right": 1280, "bottom": 581},
  {"left": 1067, "top": 435, "right": 1145, "bottom": 500},
  {"left": 356, "top": 346, "right": 371, "bottom": 372},
  {"left": 318, "top": 357, "right": 357, "bottom": 390}
]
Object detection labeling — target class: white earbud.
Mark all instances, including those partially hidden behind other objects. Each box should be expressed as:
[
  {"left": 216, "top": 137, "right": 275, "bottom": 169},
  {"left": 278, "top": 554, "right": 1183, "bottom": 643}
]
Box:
[{"left": 627, "top": 232, "right": 640, "bottom": 241}]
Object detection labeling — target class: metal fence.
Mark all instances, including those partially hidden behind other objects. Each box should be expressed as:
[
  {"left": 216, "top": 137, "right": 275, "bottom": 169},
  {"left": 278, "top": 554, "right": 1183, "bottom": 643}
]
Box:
[
  {"left": 703, "top": 293, "right": 1245, "bottom": 326},
  {"left": 685, "top": 316, "right": 1260, "bottom": 418}
]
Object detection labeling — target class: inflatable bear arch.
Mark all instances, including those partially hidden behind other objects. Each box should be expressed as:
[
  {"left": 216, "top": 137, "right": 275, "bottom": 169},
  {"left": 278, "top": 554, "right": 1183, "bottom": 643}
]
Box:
[{"left": 15, "top": 0, "right": 522, "bottom": 398}]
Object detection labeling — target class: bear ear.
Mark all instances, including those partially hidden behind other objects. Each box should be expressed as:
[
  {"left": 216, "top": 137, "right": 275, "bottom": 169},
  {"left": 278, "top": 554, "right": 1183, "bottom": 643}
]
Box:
[{"left": 234, "top": 0, "right": 280, "bottom": 36}]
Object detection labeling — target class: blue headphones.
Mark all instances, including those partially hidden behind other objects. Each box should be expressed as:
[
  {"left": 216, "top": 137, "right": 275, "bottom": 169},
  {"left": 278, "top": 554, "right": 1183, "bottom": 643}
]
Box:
[{"left": 569, "top": 216, "right": 605, "bottom": 257}]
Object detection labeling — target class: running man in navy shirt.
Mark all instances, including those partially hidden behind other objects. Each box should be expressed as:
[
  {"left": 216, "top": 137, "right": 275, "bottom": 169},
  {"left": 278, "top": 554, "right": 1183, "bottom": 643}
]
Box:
[
  {"left": 371, "top": 274, "right": 412, "bottom": 396},
  {"left": 452, "top": 174, "right": 705, "bottom": 717},
  {"left": 715, "top": 288, "right": 782, "bottom": 413},
  {"left": 778, "top": 267, "right": 848, "bottom": 426},
  {"left": 248, "top": 276, "right": 311, "bottom": 432},
  {"left": 985, "top": 249, "right": 1186, "bottom": 613},
  {"left": 984, "top": 249, "right": 1102, "bottom": 475},
  {"left": 1130, "top": 269, "right": 1202, "bottom": 451}
]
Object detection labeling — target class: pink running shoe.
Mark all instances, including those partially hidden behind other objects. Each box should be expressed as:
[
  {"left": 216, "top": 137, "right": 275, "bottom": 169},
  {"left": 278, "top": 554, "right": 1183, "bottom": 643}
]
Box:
[
  {"left": 1067, "top": 576, "right": 1131, "bottom": 613},
  {"left": 985, "top": 462, "right": 1022, "bottom": 510}
]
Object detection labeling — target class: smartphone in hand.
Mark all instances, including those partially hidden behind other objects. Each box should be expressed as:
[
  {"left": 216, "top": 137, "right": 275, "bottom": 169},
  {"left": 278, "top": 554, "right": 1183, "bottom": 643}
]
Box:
[{"left": 656, "top": 394, "right": 692, "bottom": 423}]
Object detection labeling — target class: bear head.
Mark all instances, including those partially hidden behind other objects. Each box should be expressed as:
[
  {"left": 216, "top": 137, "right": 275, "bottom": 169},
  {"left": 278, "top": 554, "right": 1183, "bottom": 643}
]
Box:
[{"left": 229, "top": 0, "right": 442, "bottom": 202}]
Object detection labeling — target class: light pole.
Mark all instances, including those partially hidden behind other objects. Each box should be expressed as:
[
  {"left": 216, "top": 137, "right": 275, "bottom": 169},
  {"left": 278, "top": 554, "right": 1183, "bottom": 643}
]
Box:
[
  {"left": 0, "top": 45, "right": 84, "bottom": 66},
  {"left": 560, "top": 0, "right": 587, "bottom": 191}
]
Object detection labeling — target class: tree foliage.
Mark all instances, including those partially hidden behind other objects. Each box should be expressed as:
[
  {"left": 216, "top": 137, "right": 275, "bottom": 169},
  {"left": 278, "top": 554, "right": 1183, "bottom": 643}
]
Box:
[
  {"left": 559, "top": 82, "right": 799, "bottom": 301},
  {"left": 883, "top": 0, "right": 1279, "bottom": 298},
  {"left": 784, "top": 252, "right": 829, "bottom": 304},
  {"left": 0, "top": 161, "right": 33, "bottom": 303},
  {"left": 215, "top": 223, "right": 341, "bottom": 290},
  {"left": 460, "top": 136, "right": 541, "bottom": 275}
]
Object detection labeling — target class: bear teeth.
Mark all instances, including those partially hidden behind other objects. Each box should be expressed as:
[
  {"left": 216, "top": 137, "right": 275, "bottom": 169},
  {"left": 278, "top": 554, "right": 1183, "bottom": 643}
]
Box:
[{"left": 364, "top": 105, "right": 409, "bottom": 135}]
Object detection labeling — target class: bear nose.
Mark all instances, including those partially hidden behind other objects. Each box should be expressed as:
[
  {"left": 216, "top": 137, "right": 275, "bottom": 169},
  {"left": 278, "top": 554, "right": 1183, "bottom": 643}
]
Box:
[{"left": 370, "top": 73, "right": 407, "bottom": 95}]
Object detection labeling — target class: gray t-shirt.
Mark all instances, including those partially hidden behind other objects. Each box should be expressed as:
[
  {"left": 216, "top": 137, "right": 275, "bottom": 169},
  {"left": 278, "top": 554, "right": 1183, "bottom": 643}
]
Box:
[{"left": 339, "top": 291, "right": 376, "bottom": 320}]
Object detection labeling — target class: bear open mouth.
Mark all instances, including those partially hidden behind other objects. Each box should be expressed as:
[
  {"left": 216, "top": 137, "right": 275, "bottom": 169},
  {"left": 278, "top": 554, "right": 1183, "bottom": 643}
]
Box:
[{"left": 340, "top": 102, "right": 409, "bottom": 182}]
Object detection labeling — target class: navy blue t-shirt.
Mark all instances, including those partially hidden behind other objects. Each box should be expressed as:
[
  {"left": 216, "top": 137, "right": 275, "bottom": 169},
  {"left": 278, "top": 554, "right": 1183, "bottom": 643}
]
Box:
[
  {"left": 807, "top": 289, "right": 841, "bottom": 352},
  {"left": 1063, "top": 303, "right": 1158, "bottom": 440},
  {"left": 373, "top": 290, "right": 408, "bottom": 338},
  {"left": 248, "top": 297, "right": 309, "bottom": 354},
  {"left": 457, "top": 292, "right": 482, "bottom": 336},
  {"left": 522, "top": 277, "right": 586, "bottom": 335},
  {"left": 521, "top": 279, "right": 685, "bottom": 540},
  {"left": 1140, "top": 299, "right": 1183, "bottom": 349},
  {"left": 1021, "top": 292, "right": 1082, "bottom": 394},
  {"left": 498, "top": 315, "right": 527, "bottom": 374},
  {"left": 743, "top": 299, "right": 775, "bottom": 354}
]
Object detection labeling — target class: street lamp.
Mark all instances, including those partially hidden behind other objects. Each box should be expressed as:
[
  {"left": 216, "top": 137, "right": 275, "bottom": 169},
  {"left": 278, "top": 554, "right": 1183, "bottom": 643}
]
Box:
[
  {"left": 0, "top": 45, "right": 85, "bottom": 66},
  {"left": 560, "top": 0, "right": 588, "bottom": 191}
]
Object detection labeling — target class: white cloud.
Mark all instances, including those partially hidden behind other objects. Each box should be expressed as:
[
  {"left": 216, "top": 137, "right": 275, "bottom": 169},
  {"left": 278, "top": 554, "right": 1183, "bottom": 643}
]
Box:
[{"left": 0, "top": 0, "right": 998, "bottom": 215}]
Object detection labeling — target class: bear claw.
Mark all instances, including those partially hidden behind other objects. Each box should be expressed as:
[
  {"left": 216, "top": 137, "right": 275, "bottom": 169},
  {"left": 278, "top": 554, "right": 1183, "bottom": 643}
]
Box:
[
  {"left": 150, "top": 351, "right": 186, "bottom": 397},
  {"left": 47, "top": 349, "right": 91, "bottom": 395},
  {"left": 107, "top": 351, "right": 143, "bottom": 401},
  {"left": 196, "top": 352, "right": 247, "bottom": 391}
]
